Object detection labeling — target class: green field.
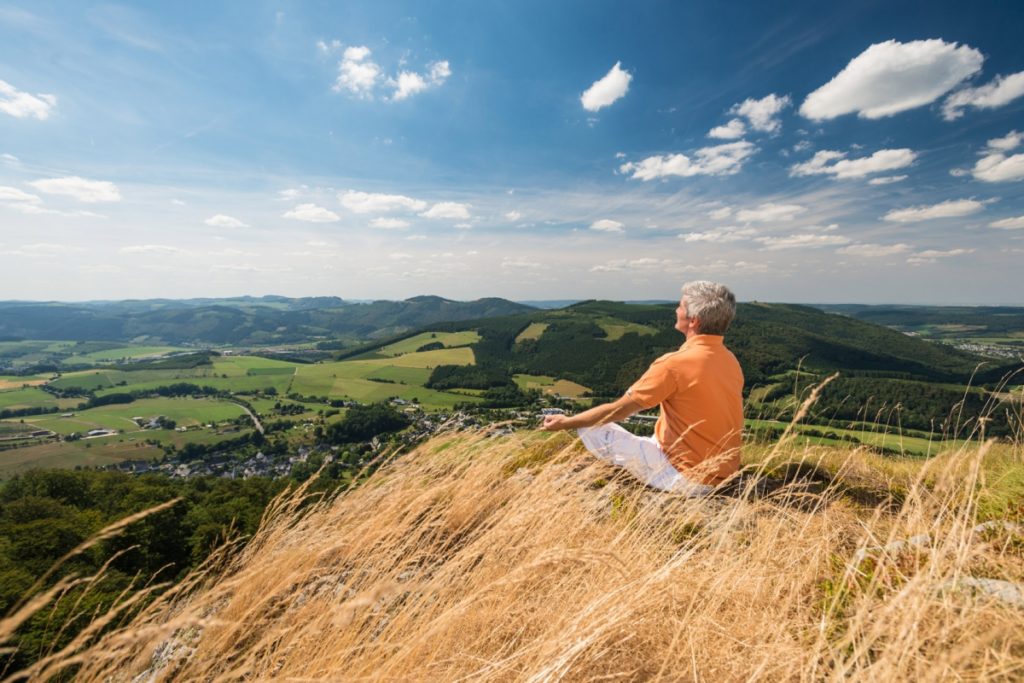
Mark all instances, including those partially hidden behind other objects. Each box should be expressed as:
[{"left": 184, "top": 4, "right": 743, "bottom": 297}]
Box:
[
  {"left": 745, "top": 418, "right": 967, "bottom": 456},
  {"left": 514, "top": 323, "right": 549, "bottom": 343},
  {"left": 0, "top": 387, "right": 64, "bottom": 411},
  {"left": 596, "top": 317, "right": 658, "bottom": 341},
  {"left": 62, "top": 345, "right": 186, "bottom": 364},
  {"left": 375, "top": 331, "right": 481, "bottom": 357},
  {"left": 513, "top": 374, "right": 591, "bottom": 399},
  {"left": 15, "top": 398, "right": 247, "bottom": 435},
  {"left": 0, "top": 439, "right": 163, "bottom": 479}
]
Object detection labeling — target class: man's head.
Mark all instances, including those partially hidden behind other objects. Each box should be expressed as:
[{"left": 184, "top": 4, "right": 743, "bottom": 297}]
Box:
[{"left": 675, "top": 281, "right": 736, "bottom": 336}]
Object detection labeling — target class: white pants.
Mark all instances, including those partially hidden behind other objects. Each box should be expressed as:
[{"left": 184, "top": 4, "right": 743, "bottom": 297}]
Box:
[{"left": 577, "top": 423, "right": 713, "bottom": 496}]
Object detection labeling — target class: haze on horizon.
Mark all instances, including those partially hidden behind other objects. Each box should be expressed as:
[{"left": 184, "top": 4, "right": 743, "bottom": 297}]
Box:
[{"left": 1, "top": 1, "right": 1022, "bottom": 305}]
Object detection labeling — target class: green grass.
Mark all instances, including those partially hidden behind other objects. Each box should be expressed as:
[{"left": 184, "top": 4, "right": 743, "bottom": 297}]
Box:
[
  {"left": 514, "top": 323, "right": 549, "bottom": 343},
  {"left": 15, "top": 398, "right": 247, "bottom": 435},
  {"left": 744, "top": 418, "right": 967, "bottom": 456},
  {"left": 513, "top": 374, "right": 591, "bottom": 399},
  {"left": 375, "top": 331, "right": 481, "bottom": 357},
  {"left": 0, "top": 387, "right": 62, "bottom": 411},
  {"left": 595, "top": 317, "right": 658, "bottom": 341},
  {"left": 0, "top": 439, "right": 162, "bottom": 479},
  {"left": 62, "top": 345, "right": 186, "bottom": 364}
]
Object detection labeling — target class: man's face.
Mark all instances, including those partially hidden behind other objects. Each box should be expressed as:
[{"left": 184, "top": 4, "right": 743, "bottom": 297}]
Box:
[{"left": 675, "top": 296, "right": 691, "bottom": 334}]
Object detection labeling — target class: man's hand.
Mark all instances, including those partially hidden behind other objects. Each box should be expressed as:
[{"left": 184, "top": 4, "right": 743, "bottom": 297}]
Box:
[{"left": 542, "top": 414, "right": 571, "bottom": 431}]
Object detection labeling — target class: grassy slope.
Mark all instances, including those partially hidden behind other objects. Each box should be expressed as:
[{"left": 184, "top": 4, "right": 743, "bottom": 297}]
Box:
[{"left": 28, "top": 432, "right": 1024, "bottom": 681}]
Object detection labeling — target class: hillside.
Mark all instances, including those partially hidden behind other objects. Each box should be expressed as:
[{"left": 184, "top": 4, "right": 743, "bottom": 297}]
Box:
[
  {"left": 12, "top": 431, "right": 1024, "bottom": 681},
  {"left": 0, "top": 296, "right": 535, "bottom": 346}
]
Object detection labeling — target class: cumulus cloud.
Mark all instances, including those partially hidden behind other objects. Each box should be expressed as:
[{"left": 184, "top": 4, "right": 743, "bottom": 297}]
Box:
[
  {"left": 708, "top": 118, "right": 746, "bottom": 140},
  {"left": 590, "top": 219, "right": 624, "bottom": 233},
  {"left": 868, "top": 175, "right": 908, "bottom": 185},
  {"left": 790, "top": 148, "right": 916, "bottom": 179},
  {"left": 907, "top": 248, "right": 974, "bottom": 265},
  {"left": 757, "top": 233, "right": 851, "bottom": 250},
  {"left": 731, "top": 94, "right": 791, "bottom": 133},
  {"left": 339, "top": 190, "right": 427, "bottom": 214},
  {"left": 800, "top": 39, "right": 983, "bottom": 120},
  {"left": 29, "top": 176, "right": 121, "bottom": 202},
  {"left": 990, "top": 215, "right": 1024, "bottom": 230},
  {"left": 333, "top": 46, "right": 381, "bottom": 97},
  {"left": 735, "top": 202, "right": 806, "bottom": 223},
  {"left": 972, "top": 130, "right": 1024, "bottom": 183},
  {"left": 581, "top": 61, "right": 632, "bottom": 112},
  {"left": 390, "top": 60, "right": 451, "bottom": 101},
  {"left": 204, "top": 214, "right": 248, "bottom": 228},
  {"left": 420, "top": 201, "right": 471, "bottom": 219},
  {"left": 282, "top": 203, "right": 340, "bottom": 222},
  {"left": 370, "top": 217, "right": 410, "bottom": 229},
  {"left": 884, "top": 198, "right": 984, "bottom": 223},
  {"left": 836, "top": 243, "right": 912, "bottom": 257},
  {"left": 620, "top": 141, "right": 756, "bottom": 180},
  {"left": 679, "top": 226, "right": 757, "bottom": 243},
  {"left": 504, "top": 210, "right": 522, "bottom": 221},
  {"left": 942, "top": 71, "right": 1024, "bottom": 120},
  {"left": 0, "top": 79, "right": 57, "bottom": 120}
]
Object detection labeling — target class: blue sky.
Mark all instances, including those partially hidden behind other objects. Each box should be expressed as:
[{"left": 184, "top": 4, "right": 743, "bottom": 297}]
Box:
[{"left": 1, "top": 1, "right": 1022, "bottom": 303}]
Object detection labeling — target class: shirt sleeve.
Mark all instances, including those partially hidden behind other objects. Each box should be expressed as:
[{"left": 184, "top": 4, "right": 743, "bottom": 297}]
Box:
[{"left": 626, "top": 355, "right": 677, "bottom": 409}]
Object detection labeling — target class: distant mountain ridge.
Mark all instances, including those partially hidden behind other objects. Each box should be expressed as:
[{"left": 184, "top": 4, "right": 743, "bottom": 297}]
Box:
[{"left": 0, "top": 296, "right": 535, "bottom": 345}]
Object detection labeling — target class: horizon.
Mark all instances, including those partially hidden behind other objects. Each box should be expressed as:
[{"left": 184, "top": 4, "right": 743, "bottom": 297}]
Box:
[{"left": 1, "top": 1, "right": 1022, "bottom": 303}]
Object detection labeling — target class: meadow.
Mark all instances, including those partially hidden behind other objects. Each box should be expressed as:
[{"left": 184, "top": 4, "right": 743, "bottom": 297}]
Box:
[{"left": 17, "top": 429, "right": 1023, "bottom": 681}]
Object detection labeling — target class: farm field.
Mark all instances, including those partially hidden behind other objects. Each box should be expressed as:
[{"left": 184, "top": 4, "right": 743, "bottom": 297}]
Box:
[
  {"left": 513, "top": 374, "right": 591, "bottom": 399},
  {"left": 0, "top": 438, "right": 163, "bottom": 479},
  {"left": 374, "top": 331, "right": 481, "bottom": 357},
  {"left": 744, "top": 418, "right": 967, "bottom": 456},
  {"left": 18, "top": 398, "right": 247, "bottom": 435},
  {"left": 514, "top": 323, "right": 548, "bottom": 343},
  {"left": 0, "top": 373, "right": 54, "bottom": 390},
  {"left": 62, "top": 345, "right": 186, "bottom": 364},
  {"left": 595, "top": 317, "right": 658, "bottom": 341}
]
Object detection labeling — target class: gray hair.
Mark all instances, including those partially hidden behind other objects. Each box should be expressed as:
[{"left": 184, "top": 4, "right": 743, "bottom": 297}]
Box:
[{"left": 681, "top": 281, "right": 736, "bottom": 335}]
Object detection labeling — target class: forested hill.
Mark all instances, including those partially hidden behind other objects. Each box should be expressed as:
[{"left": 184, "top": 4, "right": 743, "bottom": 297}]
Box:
[
  {"left": 408, "top": 300, "right": 1021, "bottom": 396},
  {"left": 0, "top": 296, "right": 535, "bottom": 345}
]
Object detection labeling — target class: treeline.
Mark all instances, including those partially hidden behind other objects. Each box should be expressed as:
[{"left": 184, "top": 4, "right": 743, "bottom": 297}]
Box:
[{"left": 764, "top": 377, "right": 1018, "bottom": 437}]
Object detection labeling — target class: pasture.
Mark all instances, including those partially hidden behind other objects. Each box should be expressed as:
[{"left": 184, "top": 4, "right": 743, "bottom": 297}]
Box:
[
  {"left": 513, "top": 374, "right": 591, "bottom": 399},
  {"left": 18, "top": 398, "right": 247, "bottom": 435},
  {"left": 0, "top": 439, "right": 162, "bottom": 479},
  {"left": 374, "top": 331, "right": 481, "bottom": 356},
  {"left": 514, "top": 323, "right": 549, "bottom": 343},
  {"left": 595, "top": 316, "right": 658, "bottom": 341},
  {"left": 62, "top": 345, "right": 185, "bottom": 364}
]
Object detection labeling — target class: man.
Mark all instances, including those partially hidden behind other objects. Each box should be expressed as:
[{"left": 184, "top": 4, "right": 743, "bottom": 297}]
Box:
[{"left": 541, "top": 281, "right": 744, "bottom": 495}]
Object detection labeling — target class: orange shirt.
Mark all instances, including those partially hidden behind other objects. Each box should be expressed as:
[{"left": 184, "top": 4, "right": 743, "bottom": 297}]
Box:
[{"left": 626, "top": 335, "right": 744, "bottom": 485}]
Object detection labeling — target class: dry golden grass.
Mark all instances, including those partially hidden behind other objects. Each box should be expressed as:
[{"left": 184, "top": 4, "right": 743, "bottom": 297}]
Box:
[{"left": 9, "top": 430, "right": 1024, "bottom": 681}]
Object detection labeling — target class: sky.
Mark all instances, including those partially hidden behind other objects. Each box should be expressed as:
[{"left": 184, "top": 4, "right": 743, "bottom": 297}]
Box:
[{"left": 1, "top": 1, "right": 1022, "bottom": 304}]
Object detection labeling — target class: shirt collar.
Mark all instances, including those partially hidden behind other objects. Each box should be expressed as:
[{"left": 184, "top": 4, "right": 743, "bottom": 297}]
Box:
[{"left": 681, "top": 334, "right": 725, "bottom": 350}]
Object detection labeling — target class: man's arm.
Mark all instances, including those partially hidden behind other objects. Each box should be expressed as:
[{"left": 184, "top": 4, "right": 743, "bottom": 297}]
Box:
[{"left": 541, "top": 394, "right": 644, "bottom": 432}]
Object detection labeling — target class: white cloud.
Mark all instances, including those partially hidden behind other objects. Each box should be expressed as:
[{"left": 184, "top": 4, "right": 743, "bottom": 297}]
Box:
[
  {"left": 836, "top": 243, "right": 912, "bottom": 257},
  {"left": 972, "top": 130, "right": 1024, "bottom": 183},
  {"left": 453, "top": 222, "right": 473, "bottom": 229},
  {"left": 942, "top": 71, "right": 1024, "bottom": 120},
  {"left": 790, "top": 148, "right": 916, "bottom": 179},
  {"left": 282, "top": 203, "right": 340, "bottom": 222},
  {"left": 504, "top": 210, "right": 522, "bottom": 221},
  {"left": 204, "top": 214, "right": 248, "bottom": 228},
  {"left": 429, "top": 60, "right": 452, "bottom": 82},
  {"left": 736, "top": 202, "right": 806, "bottom": 223},
  {"left": 884, "top": 199, "right": 984, "bottom": 223},
  {"left": 590, "top": 219, "right": 624, "bottom": 232},
  {"left": 708, "top": 206, "right": 732, "bottom": 220},
  {"left": 118, "top": 244, "right": 185, "bottom": 255},
  {"left": 420, "top": 201, "right": 471, "bottom": 219},
  {"left": 333, "top": 45, "right": 380, "bottom": 97},
  {"left": 1, "top": 153, "right": 19, "bottom": 163},
  {"left": 800, "top": 39, "right": 983, "bottom": 120},
  {"left": 339, "top": 190, "right": 427, "bottom": 214},
  {"left": 29, "top": 176, "right": 121, "bottom": 202},
  {"left": 793, "top": 140, "right": 812, "bottom": 153},
  {"left": 581, "top": 61, "right": 632, "bottom": 112},
  {"left": 708, "top": 118, "right": 746, "bottom": 140},
  {"left": 731, "top": 94, "right": 791, "bottom": 133},
  {"left": 907, "top": 248, "right": 974, "bottom": 265},
  {"left": 391, "top": 71, "right": 427, "bottom": 100},
  {"left": 679, "top": 226, "right": 757, "bottom": 243},
  {"left": 0, "top": 186, "right": 41, "bottom": 204},
  {"left": 0, "top": 79, "right": 57, "bottom": 120},
  {"left": 620, "top": 141, "right": 756, "bottom": 180},
  {"left": 989, "top": 215, "right": 1024, "bottom": 230},
  {"left": 757, "top": 233, "right": 851, "bottom": 250},
  {"left": 370, "top": 217, "right": 410, "bottom": 229},
  {"left": 317, "top": 39, "right": 342, "bottom": 54},
  {"left": 867, "top": 175, "right": 908, "bottom": 185}
]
